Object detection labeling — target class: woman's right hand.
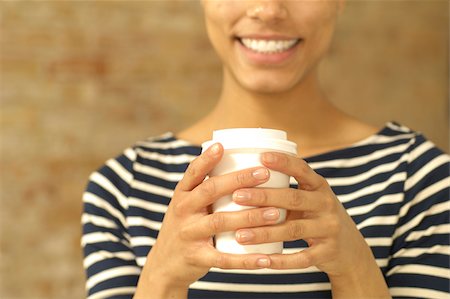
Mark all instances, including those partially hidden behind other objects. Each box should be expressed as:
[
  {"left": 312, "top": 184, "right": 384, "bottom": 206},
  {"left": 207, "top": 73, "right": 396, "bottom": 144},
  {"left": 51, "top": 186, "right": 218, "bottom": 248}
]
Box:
[{"left": 134, "top": 143, "right": 279, "bottom": 299}]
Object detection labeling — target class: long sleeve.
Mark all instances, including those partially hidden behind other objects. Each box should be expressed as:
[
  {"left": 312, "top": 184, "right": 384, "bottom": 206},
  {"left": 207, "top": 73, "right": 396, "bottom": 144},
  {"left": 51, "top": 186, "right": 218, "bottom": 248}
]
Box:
[
  {"left": 386, "top": 134, "right": 450, "bottom": 298},
  {"left": 82, "top": 148, "right": 140, "bottom": 299}
]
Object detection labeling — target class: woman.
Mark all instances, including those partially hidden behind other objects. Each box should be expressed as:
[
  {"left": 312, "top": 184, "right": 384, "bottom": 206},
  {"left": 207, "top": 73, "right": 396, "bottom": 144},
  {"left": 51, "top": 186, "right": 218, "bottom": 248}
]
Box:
[{"left": 82, "top": 1, "right": 450, "bottom": 298}]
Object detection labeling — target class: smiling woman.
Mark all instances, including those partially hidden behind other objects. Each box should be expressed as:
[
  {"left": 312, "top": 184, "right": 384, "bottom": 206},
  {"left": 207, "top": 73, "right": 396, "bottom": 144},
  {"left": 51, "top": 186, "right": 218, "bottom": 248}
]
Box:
[{"left": 79, "top": 1, "right": 449, "bottom": 299}]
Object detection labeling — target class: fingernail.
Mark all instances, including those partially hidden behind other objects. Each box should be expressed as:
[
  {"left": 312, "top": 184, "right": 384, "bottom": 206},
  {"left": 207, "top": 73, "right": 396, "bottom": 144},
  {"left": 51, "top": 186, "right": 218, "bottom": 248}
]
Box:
[
  {"left": 236, "top": 230, "right": 254, "bottom": 243},
  {"left": 233, "top": 190, "right": 251, "bottom": 202},
  {"left": 263, "top": 208, "right": 280, "bottom": 221},
  {"left": 252, "top": 168, "right": 269, "bottom": 180},
  {"left": 210, "top": 143, "right": 221, "bottom": 155},
  {"left": 262, "top": 153, "right": 277, "bottom": 164},
  {"left": 256, "top": 257, "right": 270, "bottom": 268}
]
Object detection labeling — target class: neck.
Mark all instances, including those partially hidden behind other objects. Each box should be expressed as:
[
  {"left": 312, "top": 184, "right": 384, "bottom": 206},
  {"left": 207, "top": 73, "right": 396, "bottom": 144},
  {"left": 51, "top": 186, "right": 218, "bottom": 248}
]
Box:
[
  {"left": 204, "top": 69, "right": 344, "bottom": 141},
  {"left": 177, "top": 69, "right": 378, "bottom": 157}
]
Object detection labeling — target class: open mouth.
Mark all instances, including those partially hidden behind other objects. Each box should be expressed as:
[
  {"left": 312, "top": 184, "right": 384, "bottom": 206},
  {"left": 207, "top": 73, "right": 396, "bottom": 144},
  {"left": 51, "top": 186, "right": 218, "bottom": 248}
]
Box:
[{"left": 237, "top": 37, "right": 301, "bottom": 54}]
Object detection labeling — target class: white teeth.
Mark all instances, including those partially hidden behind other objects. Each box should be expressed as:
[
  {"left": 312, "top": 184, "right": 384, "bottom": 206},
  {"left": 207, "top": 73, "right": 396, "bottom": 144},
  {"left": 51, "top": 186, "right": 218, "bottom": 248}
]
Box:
[{"left": 241, "top": 38, "right": 299, "bottom": 53}]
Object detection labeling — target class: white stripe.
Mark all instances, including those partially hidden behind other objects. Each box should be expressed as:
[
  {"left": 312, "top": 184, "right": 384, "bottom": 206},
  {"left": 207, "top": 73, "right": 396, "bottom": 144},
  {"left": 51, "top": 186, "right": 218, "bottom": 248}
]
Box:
[
  {"left": 400, "top": 177, "right": 450, "bottom": 218},
  {"left": 387, "top": 264, "right": 450, "bottom": 279},
  {"left": 356, "top": 215, "right": 399, "bottom": 231},
  {"left": 407, "top": 140, "right": 437, "bottom": 165},
  {"left": 393, "top": 245, "right": 450, "bottom": 258},
  {"left": 135, "top": 148, "right": 196, "bottom": 164},
  {"left": 127, "top": 216, "right": 162, "bottom": 231},
  {"left": 389, "top": 287, "right": 449, "bottom": 298},
  {"left": 129, "top": 197, "right": 168, "bottom": 213},
  {"left": 134, "top": 162, "right": 184, "bottom": 182},
  {"left": 130, "top": 236, "right": 156, "bottom": 247},
  {"left": 83, "top": 192, "right": 127, "bottom": 229},
  {"left": 82, "top": 213, "right": 118, "bottom": 229},
  {"left": 405, "top": 154, "right": 450, "bottom": 191},
  {"left": 360, "top": 132, "right": 416, "bottom": 146},
  {"left": 123, "top": 147, "right": 137, "bottom": 161},
  {"left": 131, "top": 179, "right": 174, "bottom": 198},
  {"left": 82, "top": 232, "right": 130, "bottom": 247},
  {"left": 88, "top": 287, "right": 136, "bottom": 299},
  {"left": 209, "top": 266, "right": 321, "bottom": 275},
  {"left": 366, "top": 237, "right": 393, "bottom": 247},
  {"left": 406, "top": 223, "right": 450, "bottom": 242},
  {"left": 326, "top": 157, "right": 407, "bottom": 187},
  {"left": 346, "top": 193, "right": 404, "bottom": 217},
  {"left": 86, "top": 266, "right": 141, "bottom": 290},
  {"left": 136, "top": 256, "right": 147, "bottom": 267},
  {"left": 190, "top": 281, "right": 330, "bottom": 293},
  {"left": 84, "top": 250, "right": 135, "bottom": 269},
  {"left": 136, "top": 136, "right": 192, "bottom": 149},
  {"left": 308, "top": 141, "right": 412, "bottom": 170},
  {"left": 90, "top": 172, "right": 128, "bottom": 209},
  {"left": 338, "top": 172, "right": 406, "bottom": 203},
  {"left": 395, "top": 200, "right": 450, "bottom": 239},
  {"left": 208, "top": 258, "right": 389, "bottom": 275},
  {"left": 106, "top": 158, "right": 133, "bottom": 183}
]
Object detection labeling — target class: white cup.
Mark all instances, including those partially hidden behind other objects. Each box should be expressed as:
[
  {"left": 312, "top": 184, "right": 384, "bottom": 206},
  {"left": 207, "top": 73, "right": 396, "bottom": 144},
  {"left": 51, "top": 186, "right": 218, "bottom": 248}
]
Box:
[{"left": 202, "top": 128, "right": 297, "bottom": 254}]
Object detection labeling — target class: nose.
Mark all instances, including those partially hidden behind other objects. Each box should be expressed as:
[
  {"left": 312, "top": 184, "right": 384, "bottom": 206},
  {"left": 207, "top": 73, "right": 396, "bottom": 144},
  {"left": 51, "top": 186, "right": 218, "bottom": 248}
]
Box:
[{"left": 246, "top": 1, "right": 288, "bottom": 23}]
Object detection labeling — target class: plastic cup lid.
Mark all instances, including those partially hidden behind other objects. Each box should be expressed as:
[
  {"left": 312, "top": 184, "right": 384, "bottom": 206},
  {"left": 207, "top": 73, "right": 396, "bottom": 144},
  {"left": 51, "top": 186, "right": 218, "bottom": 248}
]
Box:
[{"left": 202, "top": 128, "right": 297, "bottom": 154}]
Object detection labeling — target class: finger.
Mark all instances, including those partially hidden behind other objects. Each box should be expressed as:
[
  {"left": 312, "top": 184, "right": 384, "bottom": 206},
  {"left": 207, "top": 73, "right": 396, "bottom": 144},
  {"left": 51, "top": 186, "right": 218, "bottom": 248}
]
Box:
[
  {"left": 199, "top": 250, "right": 272, "bottom": 270},
  {"left": 268, "top": 247, "right": 316, "bottom": 269},
  {"left": 182, "top": 207, "right": 282, "bottom": 239},
  {"left": 185, "top": 166, "right": 270, "bottom": 212},
  {"left": 233, "top": 188, "right": 323, "bottom": 212},
  {"left": 176, "top": 143, "right": 223, "bottom": 192},
  {"left": 235, "top": 219, "right": 330, "bottom": 244},
  {"left": 261, "top": 152, "right": 325, "bottom": 191}
]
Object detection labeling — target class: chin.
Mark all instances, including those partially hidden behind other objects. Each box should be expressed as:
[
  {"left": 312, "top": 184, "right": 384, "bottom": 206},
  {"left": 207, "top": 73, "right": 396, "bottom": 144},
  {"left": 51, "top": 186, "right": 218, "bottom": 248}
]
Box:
[{"left": 240, "top": 76, "right": 299, "bottom": 95}]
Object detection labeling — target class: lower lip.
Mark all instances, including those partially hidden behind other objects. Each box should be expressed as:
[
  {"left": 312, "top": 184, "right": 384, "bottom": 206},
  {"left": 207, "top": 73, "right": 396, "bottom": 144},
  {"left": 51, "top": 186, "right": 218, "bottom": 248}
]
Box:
[{"left": 236, "top": 39, "right": 301, "bottom": 65}]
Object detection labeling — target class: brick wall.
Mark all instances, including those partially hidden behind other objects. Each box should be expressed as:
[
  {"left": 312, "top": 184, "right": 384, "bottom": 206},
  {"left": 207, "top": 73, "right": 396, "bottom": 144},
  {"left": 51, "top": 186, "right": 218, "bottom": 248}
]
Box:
[{"left": 1, "top": 1, "right": 448, "bottom": 298}]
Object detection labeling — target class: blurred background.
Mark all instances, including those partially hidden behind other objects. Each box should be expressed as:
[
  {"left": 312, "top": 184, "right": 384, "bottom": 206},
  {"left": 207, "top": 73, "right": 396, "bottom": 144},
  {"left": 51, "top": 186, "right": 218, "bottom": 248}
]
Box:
[{"left": 0, "top": 1, "right": 448, "bottom": 298}]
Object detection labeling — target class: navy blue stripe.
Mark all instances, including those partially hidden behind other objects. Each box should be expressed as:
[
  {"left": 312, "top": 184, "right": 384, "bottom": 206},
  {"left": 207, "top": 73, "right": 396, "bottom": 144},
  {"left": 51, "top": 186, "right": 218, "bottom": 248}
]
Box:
[
  {"left": 202, "top": 270, "right": 328, "bottom": 285},
  {"left": 387, "top": 254, "right": 450, "bottom": 269},
  {"left": 128, "top": 226, "right": 159, "bottom": 239},
  {"left": 388, "top": 273, "right": 449, "bottom": 292},
  {"left": 315, "top": 152, "right": 406, "bottom": 178},
  {"left": 89, "top": 275, "right": 138, "bottom": 297},
  {"left": 189, "top": 289, "right": 332, "bottom": 299},
  {"left": 339, "top": 181, "right": 404, "bottom": 210},
  {"left": 133, "top": 172, "right": 178, "bottom": 190},
  {"left": 127, "top": 206, "right": 165, "bottom": 221},
  {"left": 135, "top": 154, "right": 190, "bottom": 173},
  {"left": 86, "top": 259, "right": 138, "bottom": 277},
  {"left": 86, "top": 181, "right": 125, "bottom": 214},
  {"left": 129, "top": 188, "right": 171, "bottom": 206},
  {"left": 306, "top": 136, "right": 411, "bottom": 163},
  {"left": 136, "top": 144, "right": 201, "bottom": 156}
]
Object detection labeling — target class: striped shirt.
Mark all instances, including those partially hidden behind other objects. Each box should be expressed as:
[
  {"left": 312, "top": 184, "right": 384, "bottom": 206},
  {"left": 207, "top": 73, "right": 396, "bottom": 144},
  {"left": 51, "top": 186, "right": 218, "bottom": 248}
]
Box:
[{"left": 82, "top": 122, "right": 450, "bottom": 299}]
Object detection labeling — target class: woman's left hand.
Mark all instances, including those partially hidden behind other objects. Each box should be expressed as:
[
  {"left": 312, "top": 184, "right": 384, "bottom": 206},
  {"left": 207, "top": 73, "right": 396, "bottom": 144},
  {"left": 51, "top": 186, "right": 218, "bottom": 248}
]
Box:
[{"left": 232, "top": 152, "right": 390, "bottom": 297}]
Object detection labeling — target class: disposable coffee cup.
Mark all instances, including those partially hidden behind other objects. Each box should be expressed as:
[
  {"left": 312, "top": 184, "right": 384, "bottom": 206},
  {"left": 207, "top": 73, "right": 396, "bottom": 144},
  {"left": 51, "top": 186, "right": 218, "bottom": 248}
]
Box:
[{"left": 202, "top": 128, "right": 297, "bottom": 254}]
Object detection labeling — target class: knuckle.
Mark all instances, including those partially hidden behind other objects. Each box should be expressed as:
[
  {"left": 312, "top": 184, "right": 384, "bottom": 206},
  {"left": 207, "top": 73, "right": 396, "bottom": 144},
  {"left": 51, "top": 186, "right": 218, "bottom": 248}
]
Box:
[
  {"left": 242, "top": 258, "right": 253, "bottom": 269},
  {"left": 210, "top": 212, "right": 225, "bottom": 232},
  {"left": 327, "top": 217, "right": 341, "bottom": 236},
  {"left": 246, "top": 210, "right": 260, "bottom": 226},
  {"left": 215, "top": 254, "right": 228, "bottom": 268},
  {"left": 259, "top": 228, "right": 271, "bottom": 243},
  {"left": 301, "top": 252, "right": 313, "bottom": 268},
  {"left": 287, "top": 221, "right": 303, "bottom": 240},
  {"left": 258, "top": 190, "right": 269, "bottom": 206},
  {"left": 200, "top": 178, "right": 217, "bottom": 197},
  {"left": 289, "top": 190, "right": 303, "bottom": 208},
  {"left": 235, "top": 172, "right": 249, "bottom": 187}
]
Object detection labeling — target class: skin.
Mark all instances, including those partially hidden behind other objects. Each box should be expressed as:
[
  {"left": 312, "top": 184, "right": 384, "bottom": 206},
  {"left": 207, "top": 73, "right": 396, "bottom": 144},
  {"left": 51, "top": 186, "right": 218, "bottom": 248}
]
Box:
[{"left": 135, "top": 1, "right": 391, "bottom": 298}]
